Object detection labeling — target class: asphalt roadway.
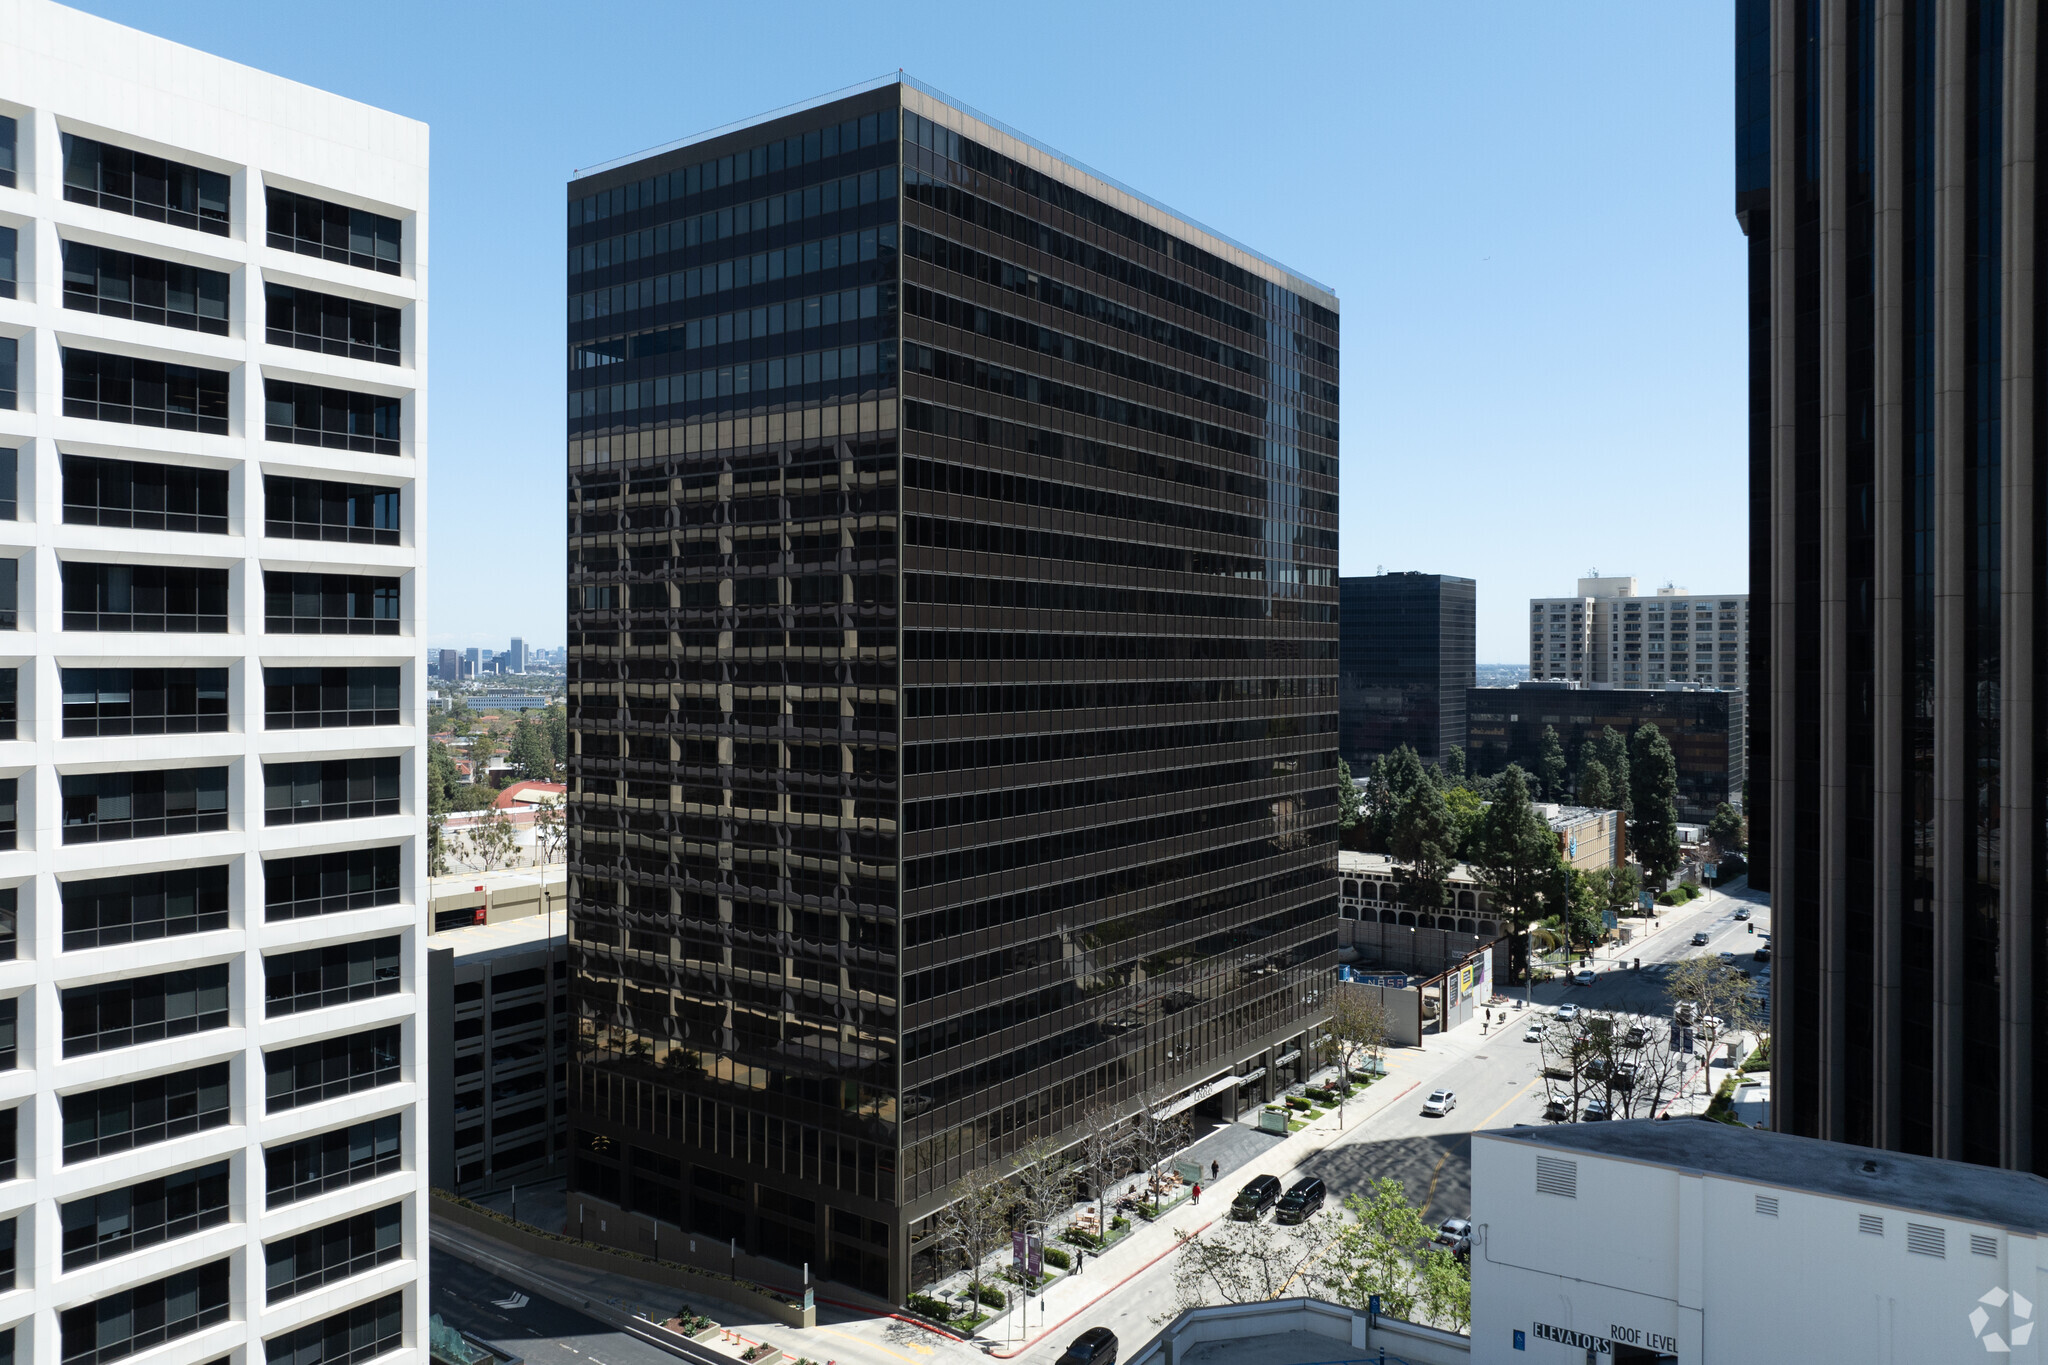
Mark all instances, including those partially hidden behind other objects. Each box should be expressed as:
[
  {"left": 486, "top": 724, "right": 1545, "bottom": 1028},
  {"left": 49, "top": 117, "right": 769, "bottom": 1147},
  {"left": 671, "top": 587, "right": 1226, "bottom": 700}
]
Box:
[
  {"left": 1001, "top": 877, "right": 1773, "bottom": 1365},
  {"left": 432, "top": 1246, "right": 680, "bottom": 1365}
]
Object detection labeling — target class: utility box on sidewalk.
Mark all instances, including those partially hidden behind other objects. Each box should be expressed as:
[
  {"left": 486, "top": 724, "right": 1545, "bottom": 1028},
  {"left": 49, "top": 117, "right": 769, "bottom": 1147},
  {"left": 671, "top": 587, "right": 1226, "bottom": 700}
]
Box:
[{"left": 1258, "top": 1109, "right": 1289, "bottom": 1135}]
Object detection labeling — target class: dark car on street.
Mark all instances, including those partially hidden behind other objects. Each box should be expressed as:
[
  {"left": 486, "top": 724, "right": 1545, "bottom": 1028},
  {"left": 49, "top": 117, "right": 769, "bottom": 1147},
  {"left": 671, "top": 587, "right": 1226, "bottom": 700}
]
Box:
[
  {"left": 1231, "top": 1174, "right": 1281, "bottom": 1221},
  {"left": 1276, "top": 1176, "right": 1326, "bottom": 1224},
  {"left": 1058, "top": 1329, "right": 1118, "bottom": 1365}
]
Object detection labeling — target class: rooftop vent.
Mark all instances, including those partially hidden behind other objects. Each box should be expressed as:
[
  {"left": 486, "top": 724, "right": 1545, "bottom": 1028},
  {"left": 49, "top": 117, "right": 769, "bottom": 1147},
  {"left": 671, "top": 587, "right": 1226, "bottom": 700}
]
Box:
[
  {"left": 1754, "top": 1195, "right": 1779, "bottom": 1218},
  {"left": 1859, "top": 1214, "right": 1884, "bottom": 1236},
  {"left": 1860, "top": 1160, "right": 1880, "bottom": 1175},
  {"left": 1971, "top": 1234, "right": 1999, "bottom": 1258}
]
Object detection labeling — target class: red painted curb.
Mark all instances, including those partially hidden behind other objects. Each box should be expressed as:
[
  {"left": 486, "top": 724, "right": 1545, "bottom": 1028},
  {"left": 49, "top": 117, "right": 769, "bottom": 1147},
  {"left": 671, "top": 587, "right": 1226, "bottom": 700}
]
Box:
[{"left": 987, "top": 1217, "right": 1218, "bottom": 1359}]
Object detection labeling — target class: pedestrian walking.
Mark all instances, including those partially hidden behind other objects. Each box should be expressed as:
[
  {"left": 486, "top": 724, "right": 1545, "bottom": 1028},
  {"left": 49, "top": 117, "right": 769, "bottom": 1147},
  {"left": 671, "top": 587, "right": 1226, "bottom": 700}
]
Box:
[
  {"left": 1192, "top": 1182, "right": 1201, "bottom": 1205},
  {"left": 1211, "top": 1160, "right": 1220, "bottom": 1181}
]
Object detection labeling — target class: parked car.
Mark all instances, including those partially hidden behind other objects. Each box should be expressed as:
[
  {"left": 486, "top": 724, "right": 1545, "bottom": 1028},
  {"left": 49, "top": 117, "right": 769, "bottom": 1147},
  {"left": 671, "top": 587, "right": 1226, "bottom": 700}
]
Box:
[
  {"left": 1231, "top": 1175, "right": 1281, "bottom": 1221},
  {"left": 1674, "top": 1001, "right": 1697, "bottom": 1025},
  {"left": 1582, "top": 1098, "right": 1613, "bottom": 1121},
  {"left": 1573, "top": 969, "right": 1598, "bottom": 986},
  {"left": 1435, "top": 1218, "right": 1473, "bottom": 1260},
  {"left": 1523, "top": 1022, "right": 1545, "bottom": 1042},
  {"left": 1057, "top": 1329, "right": 1118, "bottom": 1365},
  {"left": 1720, "top": 951, "right": 1738, "bottom": 963},
  {"left": 1692, "top": 931, "right": 1711, "bottom": 946},
  {"left": 1734, "top": 908, "right": 1751, "bottom": 921},
  {"left": 1543, "top": 1094, "right": 1572, "bottom": 1122},
  {"left": 1555, "top": 1003, "right": 1580, "bottom": 1021},
  {"left": 1753, "top": 944, "right": 1772, "bottom": 962},
  {"left": 1422, "top": 1089, "right": 1458, "bottom": 1116},
  {"left": 1611, "top": 1062, "right": 1639, "bottom": 1091},
  {"left": 1275, "top": 1176, "right": 1326, "bottom": 1224},
  {"left": 1623, "top": 1023, "right": 1649, "bottom": 1048}
]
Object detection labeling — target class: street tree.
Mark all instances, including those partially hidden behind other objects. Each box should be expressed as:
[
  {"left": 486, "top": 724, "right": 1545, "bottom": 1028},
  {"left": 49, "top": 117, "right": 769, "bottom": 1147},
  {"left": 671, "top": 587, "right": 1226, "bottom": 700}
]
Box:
[
  {"left": 1319, "top": 1179, "right": 1438, "bottom": 1322},
  {"left": 1535, "top": 725, "right": 1568, "bottom": 801},
  {"left": 1471, "top": 766, "right": 1562, "bottom": 987},
  {"left": 1012, "top": 1139, "right": 1076, "bottom": 1250},
  {"left": 1594, "top": 726, "right": 1632, "bottom": 818},
  {"left": 1131, "top": 1109, "right": 1192, "bottom": 1213},
  {"left": 1327, "top": 987, "right": 1389, "bottom": 1129},
  {"left": 1441, "top": 746, "right": 1467, "bottom": 784},
  {"left": 1164, "top": 1212, "right": 1334, "bottom": 1320},
  {"left": 1629, "top": 724, "right": 1683, "bottom": 888},
  {"left": 1666, "top": 954, "right": 1758, "bottom": 1059},
  {"left": 1389, "top": 777, "right": 1457, "bottom": 917},
  {"left": 1707, "top": 802, "right": 1747, "bottom": 854},
  {"left": 934, "top": 1162, "right": 1011, "bottom": 1311},
  {"left": 1071, "top": 1101, "right": 1134, "bottom": 1228},
  {"left": 1536, "top": 1008, "right": 1693, "bottom": 1123}
]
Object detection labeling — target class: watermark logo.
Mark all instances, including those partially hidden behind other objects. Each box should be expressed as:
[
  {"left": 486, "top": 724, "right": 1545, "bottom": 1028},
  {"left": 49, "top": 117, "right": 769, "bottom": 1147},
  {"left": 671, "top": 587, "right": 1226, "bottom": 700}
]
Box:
[{"left": 1969, "top": 1286, "right": 2034, "bottom": 1353}]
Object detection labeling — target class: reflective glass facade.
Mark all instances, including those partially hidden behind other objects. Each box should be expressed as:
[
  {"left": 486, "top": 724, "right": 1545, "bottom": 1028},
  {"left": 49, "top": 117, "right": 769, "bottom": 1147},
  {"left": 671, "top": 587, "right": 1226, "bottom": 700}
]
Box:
[
  {"left": 1338, "top": 573, "right": 1474, "bottom": 767},
  {"left": 565, "top": 81, "right": 1338, "bottom": 1301},
  {"left": 1745, "top": 0, "right": 2048, "bottom": 1171}
]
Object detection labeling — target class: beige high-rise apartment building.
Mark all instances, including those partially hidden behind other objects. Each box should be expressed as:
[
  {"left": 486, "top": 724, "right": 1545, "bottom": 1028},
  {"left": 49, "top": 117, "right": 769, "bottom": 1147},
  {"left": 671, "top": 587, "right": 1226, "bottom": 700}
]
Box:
[{"left": 1528, "top": 577, "right": 1749, "bottom": 690}]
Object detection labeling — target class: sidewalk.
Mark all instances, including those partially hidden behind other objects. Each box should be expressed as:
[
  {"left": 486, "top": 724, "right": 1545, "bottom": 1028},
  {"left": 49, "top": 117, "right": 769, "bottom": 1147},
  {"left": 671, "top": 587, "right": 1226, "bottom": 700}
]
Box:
[
  {"left": 982, "top": 1047, "right": 1444, "bottom": 1359},
  {"left": 433, "top": 1213, "right": 976, "bottom": 1365}
]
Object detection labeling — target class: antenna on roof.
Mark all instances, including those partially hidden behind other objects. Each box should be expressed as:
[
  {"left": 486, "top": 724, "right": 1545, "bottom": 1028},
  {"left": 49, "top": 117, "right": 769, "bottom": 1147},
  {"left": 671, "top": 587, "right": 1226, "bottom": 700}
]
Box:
[{"left": 1376, "top": 564, "right": 1384, "bottom": 576}]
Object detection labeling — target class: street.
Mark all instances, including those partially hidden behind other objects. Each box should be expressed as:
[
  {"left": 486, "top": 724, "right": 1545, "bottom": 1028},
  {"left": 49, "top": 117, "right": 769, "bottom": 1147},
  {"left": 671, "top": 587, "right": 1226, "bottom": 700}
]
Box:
[
  {"left": 996, "top": 878, "right": 1772, "bottom": 1364},
  {"left": 432, "top": 1246, "right": 681, "bottom": 1365}
]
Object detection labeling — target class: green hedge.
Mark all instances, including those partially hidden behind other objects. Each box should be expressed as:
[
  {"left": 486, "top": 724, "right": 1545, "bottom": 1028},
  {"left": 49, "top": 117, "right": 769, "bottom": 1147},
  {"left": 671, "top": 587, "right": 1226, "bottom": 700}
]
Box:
[
  {"left": 905, "top": 1294, "right": 953, "bottom": 1322},
  {"left": 975, "top": 1284, "right": 1007, "bottom": 1310},
  {"left": 1041, "top": 1247, "right": 1071, "bottom": 1270}
]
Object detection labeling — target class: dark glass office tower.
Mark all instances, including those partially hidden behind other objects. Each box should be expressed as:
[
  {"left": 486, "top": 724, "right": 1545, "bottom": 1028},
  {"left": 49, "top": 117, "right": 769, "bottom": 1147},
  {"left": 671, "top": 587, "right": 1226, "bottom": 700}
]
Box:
[
  {"left": 1741, "top": 0, "right": 2048, "bottom": 1170},
  {"left": 1337, "top": 573, "right": 1474, "bottom": 768},
  {"left": 563, "top": 79, "right": 1340, "bottom": 1301}
]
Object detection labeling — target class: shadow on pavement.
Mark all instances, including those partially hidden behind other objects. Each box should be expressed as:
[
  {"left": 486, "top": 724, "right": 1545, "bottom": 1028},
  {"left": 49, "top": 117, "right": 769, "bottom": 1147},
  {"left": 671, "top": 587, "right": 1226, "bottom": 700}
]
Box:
[{"left": 1296, "top": 1132, "right": 1474, "bottom": 1224}]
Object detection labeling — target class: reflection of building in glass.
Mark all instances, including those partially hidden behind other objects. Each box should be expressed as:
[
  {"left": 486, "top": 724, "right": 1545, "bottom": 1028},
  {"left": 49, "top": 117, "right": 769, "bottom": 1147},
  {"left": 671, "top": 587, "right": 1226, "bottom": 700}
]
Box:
[
  {"left": 1465, "top": 685, "right": 1743, "bottom": 823},
  {"left": 564, "top": 78, "right": 1339, "bottom": 1300},
  {"left": 1338, "top": 572, "right": 1474, "bottom": 767}
]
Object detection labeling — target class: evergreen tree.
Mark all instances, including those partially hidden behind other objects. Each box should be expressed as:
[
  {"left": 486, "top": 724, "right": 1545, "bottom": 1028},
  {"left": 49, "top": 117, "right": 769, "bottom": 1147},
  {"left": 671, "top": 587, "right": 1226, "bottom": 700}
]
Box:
[
  {"left": 1471, "top": 766, "right": 1562, "bottom": 986},
  {"left": 508, "top": 718, "right": 558, "bottom": 781},
  {"left": 1535, "top": 725, "right": 1568, "bottom": 801},
  {"left": 1337, "top": 760, "right": 1366, "bottom": 849},
  {"left": 1576, "top": 758, "right": 1612, "bottom": 809},
  {"left": 1595, "top": 726, "right": 1632, "bottom": 817},
  {"left": 1628, "top": 724, "right": 1683, "bottom": 887},
  {"left": 543, "top": 702, "right": 569, "bottom": 767},
  {"left": 1707, "top": 802, "right": 1747, "bottom": 852},
  {"left": 1389, "top": 777, "right": 1457, "bottom": 916},
  {"left": 1441, "top": 746, "right": 1467, "bottom": 784},
  {"left": 1366, "top": 746, "right": 1431, "bottom": 853}
]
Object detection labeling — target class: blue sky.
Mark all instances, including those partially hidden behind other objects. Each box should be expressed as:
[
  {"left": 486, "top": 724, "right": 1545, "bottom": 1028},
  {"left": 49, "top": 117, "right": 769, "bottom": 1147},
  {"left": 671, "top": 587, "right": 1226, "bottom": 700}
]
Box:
[{"left": 72, "top": 1, "right": 1744, "bottom": 663}]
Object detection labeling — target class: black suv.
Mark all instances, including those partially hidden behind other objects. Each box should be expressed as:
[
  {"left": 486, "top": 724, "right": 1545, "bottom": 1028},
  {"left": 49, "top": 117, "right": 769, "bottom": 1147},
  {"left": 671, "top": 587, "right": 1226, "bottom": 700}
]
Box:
[
  {"left": 1275, "top": 1176, "right": 1326, "bottom": 1224},
  {"left": 1057, "top": 1329, "right": 1118, "bottom": 1365},
  {"left": 1231, "top": 1174, "right": 1282, "bottom": 1220}
]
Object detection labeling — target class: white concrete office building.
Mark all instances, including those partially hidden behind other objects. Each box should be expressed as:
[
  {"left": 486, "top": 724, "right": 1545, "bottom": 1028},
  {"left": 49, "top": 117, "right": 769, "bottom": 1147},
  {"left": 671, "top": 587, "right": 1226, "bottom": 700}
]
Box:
[
  {"left": 1473, "top": 1120, "right": 2048, "bottom": 1363},
  {"left": 0, "top": 8, "right": 428, "bottom": 1365},
  {"left": 1528, "top": 577, "right": 1749, "bottom": 691}
]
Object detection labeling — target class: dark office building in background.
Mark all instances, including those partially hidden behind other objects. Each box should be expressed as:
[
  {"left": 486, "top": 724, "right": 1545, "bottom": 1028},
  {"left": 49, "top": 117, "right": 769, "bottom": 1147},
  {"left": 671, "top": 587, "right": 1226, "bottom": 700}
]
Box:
[
  {"left": 1739, "top": 0, "right": 2048, "bottom": 1171},
  {"left": 1337, "top": 572, "right": 1474, "bottom": 768},
  {"left": 562, "top": 78, "right": 1340, "bottom": 1301},
  {"left": 1464, "top": 684, "right": 1744, "bottom": 823}
]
